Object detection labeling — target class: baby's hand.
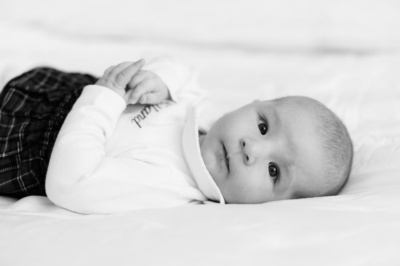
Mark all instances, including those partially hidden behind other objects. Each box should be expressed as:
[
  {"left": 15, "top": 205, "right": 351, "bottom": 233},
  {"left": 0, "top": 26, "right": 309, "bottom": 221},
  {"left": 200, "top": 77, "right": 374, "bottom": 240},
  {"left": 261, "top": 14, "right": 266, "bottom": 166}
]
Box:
[
  {"left": 125, "top": 70, "right": 170, "bottom": 105},
  {"left": 96, "top": 60, "right": 145, "bottom": 103}
]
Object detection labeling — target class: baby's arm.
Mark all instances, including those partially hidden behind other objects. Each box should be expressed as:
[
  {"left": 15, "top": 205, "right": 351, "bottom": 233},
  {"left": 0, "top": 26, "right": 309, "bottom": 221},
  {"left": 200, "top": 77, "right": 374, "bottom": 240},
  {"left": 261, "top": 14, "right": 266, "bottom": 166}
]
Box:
[{"left": 45, "top": 58, "right": 197, "bottom": 214}]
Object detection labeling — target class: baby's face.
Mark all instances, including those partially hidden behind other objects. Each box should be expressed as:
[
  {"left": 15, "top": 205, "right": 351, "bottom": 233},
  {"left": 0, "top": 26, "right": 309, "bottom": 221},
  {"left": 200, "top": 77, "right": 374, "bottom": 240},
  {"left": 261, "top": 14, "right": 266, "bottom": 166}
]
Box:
[{"left": 199, "top": 99, "right": 325, "bottom": 204}]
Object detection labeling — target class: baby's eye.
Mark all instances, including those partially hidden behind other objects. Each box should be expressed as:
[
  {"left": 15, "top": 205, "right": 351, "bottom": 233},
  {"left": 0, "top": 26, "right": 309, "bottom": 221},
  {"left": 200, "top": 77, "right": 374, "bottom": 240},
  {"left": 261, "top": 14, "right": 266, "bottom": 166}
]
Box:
[
  {"left": 258, "top": 119, "right": 269, "bottom": 135},
  {"left": 269, "top": 163, "right": 280, "bottom": 184}
]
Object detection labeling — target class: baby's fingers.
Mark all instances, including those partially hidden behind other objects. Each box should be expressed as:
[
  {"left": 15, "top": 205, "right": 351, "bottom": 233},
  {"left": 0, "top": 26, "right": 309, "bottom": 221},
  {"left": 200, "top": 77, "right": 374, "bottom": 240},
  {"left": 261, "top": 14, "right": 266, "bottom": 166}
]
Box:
[
  {"left": 127, "top": 81, "right": 151, "bottom": 104},
  {"left": 138, "top": 92, "right": 163, "bottom": 105},
  {"left": 114, "top": 59, "right": 145, "bottom": 88},
  {"left": 103, "top": 65, "right": 115, "bottom": 76}
]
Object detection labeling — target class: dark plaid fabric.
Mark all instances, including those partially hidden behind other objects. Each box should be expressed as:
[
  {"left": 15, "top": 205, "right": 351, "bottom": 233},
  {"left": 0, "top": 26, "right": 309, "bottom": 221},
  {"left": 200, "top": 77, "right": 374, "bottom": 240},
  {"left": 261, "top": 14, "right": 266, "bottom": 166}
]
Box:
[{"left": 0, "top": 67, "right": 97, "bottom": 198}]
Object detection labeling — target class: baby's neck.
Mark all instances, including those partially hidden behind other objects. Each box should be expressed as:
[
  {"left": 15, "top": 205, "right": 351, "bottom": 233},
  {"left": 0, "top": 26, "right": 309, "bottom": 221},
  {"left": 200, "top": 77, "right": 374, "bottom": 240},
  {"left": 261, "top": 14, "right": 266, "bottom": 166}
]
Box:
[{"left": 198, "top": 131, "right": 206, "bottom": 146}]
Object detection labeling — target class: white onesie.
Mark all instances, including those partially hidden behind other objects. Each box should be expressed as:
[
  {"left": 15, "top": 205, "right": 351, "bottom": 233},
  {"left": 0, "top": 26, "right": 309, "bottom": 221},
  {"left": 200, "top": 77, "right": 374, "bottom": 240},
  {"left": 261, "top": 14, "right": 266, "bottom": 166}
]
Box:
[{"left": 46, "top": 57, "right": 225, "bottom": 214}]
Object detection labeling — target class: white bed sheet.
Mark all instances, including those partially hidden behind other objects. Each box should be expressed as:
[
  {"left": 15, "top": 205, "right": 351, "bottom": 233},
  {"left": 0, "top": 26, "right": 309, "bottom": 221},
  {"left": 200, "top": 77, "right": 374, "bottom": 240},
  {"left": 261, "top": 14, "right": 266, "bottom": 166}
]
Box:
[{"left": 1, "top": 1, "right": 400, "bottom": 265}]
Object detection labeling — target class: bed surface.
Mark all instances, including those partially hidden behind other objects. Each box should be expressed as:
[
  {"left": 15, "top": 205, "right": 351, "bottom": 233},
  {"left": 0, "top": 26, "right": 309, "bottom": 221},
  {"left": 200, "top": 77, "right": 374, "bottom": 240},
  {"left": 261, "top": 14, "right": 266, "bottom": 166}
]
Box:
[{"left": 1, "top": 1, "right": 400, "bottom": 265}]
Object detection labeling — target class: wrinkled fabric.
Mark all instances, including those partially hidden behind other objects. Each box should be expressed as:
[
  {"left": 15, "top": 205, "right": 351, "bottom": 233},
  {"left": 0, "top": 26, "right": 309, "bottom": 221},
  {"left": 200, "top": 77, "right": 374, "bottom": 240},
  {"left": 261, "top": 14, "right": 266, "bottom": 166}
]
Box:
[{"left": 0, "top": 67, "right": 97, "bottom": 198}]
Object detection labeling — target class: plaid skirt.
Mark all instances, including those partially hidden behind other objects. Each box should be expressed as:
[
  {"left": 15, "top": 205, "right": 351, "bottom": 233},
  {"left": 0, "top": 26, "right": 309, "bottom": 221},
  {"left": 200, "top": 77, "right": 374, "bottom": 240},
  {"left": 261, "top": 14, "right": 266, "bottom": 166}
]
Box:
[{"left": 0, "top": 67, "right": 97, "bottom": 198}]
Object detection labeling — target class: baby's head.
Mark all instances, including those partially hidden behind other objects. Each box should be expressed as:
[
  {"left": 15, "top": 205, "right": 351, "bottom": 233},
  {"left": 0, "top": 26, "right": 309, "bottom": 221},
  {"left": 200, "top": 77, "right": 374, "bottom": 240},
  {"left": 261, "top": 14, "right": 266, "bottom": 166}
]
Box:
[{"left": 199, "top": 96, "right": 353, "bottom": 204}]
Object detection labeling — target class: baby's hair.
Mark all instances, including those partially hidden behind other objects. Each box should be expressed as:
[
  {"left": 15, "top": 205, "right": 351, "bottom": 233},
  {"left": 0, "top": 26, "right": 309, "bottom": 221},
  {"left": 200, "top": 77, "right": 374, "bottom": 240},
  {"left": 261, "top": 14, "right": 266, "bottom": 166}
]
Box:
[{"left": 278, "top": 96, "right": 354, "bottom": 198}]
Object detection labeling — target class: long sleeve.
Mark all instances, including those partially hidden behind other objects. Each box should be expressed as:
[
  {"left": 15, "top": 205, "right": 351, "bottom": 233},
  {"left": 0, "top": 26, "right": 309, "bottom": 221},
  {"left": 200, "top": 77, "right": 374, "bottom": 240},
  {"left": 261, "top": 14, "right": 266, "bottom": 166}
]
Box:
[{"left": 46, "top": 58, "right": 204, "bottom": 214}]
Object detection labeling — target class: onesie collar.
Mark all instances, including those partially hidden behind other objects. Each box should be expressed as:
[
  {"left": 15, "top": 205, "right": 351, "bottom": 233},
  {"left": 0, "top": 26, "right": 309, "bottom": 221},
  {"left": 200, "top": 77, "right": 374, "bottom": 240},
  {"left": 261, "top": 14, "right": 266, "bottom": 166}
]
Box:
[{"left": 182, "top": 107, "right": 225, "bottom": 204}]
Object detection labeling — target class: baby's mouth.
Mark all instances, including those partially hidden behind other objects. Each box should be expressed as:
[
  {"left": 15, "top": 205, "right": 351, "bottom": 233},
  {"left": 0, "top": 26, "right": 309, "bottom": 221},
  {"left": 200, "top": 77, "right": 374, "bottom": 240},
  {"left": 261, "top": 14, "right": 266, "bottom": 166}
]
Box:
[{"left": 222, "top": 142, "right": 230, "bottom": 172}]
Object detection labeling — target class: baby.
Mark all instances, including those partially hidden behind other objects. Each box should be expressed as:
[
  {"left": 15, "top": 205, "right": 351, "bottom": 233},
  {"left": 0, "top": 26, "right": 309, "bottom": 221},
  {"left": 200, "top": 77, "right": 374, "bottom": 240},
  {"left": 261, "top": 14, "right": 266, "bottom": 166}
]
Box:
[{"left": 0, "top": 57, "right": 353, "bottom": 214}]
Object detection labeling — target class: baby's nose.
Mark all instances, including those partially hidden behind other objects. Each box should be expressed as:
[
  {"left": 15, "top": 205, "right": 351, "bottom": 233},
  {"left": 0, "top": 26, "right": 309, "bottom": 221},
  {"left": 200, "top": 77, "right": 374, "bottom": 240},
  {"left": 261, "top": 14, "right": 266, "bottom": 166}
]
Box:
[{"left": 240, "top": 138, "right": 263, "bottom": 166}]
